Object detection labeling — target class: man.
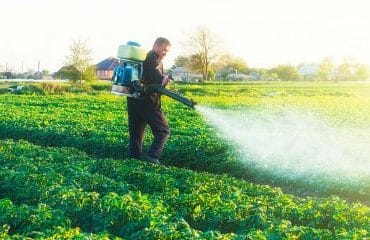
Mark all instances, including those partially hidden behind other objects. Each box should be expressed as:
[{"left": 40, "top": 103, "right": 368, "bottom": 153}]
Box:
[{"left": 127, "top": 37, "right": 171, "bottom": 164}]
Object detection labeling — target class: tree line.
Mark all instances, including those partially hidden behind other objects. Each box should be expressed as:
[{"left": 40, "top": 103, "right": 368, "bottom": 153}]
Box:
[
  {"left": 5, "top": 26, "right": 368, "bottom": 83},
  {"left": 172, "top": 26, "right": 370, "bottom": 82}
]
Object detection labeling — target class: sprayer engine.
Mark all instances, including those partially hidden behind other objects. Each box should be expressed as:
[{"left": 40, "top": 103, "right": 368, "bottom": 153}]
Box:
[
  {"left": 111, "top": 41, "right": 146, "bottom": 98},
  {"left": 111, "top": 41, "right": 196, "bottom": 108}
]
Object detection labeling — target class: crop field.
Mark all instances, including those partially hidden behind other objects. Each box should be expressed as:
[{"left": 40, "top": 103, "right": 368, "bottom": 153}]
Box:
[{"left": 0, "top": 81, "right": 369, "bottom": 239}]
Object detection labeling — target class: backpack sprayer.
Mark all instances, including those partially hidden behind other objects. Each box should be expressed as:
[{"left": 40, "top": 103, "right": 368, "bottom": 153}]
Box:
[{"left": 111, "top": 41, "right": 196, "bottom": 108}]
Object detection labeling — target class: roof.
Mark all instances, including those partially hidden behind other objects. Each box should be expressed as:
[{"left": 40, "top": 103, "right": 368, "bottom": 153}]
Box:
[
  {"left": 298, "top": 64, "right": 319, "bottom": 75},
  {"left": 172, "top": 67, "right": 188, "bottom": 74},
  {"left": 96, "top": 57, "right": 121, "bottom": 70}
]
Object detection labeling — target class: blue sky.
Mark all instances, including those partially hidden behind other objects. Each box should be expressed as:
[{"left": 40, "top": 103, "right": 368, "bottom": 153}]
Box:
[{"left": 1, "top": 0, "right": 370, "bottom": 72}]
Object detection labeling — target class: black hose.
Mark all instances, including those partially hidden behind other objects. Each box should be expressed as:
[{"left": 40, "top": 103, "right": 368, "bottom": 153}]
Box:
[
  {"left": 140, "top": 82, "right": 196, "bottom": 108},
  {"left": 157, "top": 87, "right": 196, "bottom": 108}
]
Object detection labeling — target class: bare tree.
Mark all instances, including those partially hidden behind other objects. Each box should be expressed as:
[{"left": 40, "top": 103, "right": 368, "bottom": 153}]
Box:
[
  {"left": 66, "top": 39, "right": 93, "bottom": 86},
  {"left": 184, "top": 26, "right": 223, "bottom": 81}
]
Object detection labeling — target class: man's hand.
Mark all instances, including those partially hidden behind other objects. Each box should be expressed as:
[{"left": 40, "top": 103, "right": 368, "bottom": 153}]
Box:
[{"left": 162, "top": 75, "right": 170, "bottom": 86}]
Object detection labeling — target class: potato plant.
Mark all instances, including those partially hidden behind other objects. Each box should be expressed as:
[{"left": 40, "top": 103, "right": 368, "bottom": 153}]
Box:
[
  {"left": 0, "top": 140, "right": 368, "bottom": 239},
  {"left": 0, "top": 82, "right": 369, "bottom": 238}
]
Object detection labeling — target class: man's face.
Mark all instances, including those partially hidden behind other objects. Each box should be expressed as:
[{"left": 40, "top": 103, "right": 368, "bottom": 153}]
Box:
[{"left": 154, "top": 43, "right": 170, "bottom": 60}]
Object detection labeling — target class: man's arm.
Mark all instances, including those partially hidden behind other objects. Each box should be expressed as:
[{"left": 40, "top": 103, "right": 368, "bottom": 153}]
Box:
[{"left": 143, "top": 52, "right": 163, "bottom": 84}]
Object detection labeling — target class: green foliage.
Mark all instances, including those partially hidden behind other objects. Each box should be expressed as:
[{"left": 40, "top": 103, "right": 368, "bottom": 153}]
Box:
[
  {"left": 89, "top": 81, "right": 112, "bottom": 91},
  {"left": 83, "top": 65, "right": 99, "bottom": 83},
  {"left": 0, "top": 82, "right": 369, "bottom": 238},
  {"left": 0, "top": 88, "right": 10, "bottom": 94},
  {"left": 40, "top": 82, "right": 68, "bottom": 94},
  {"left": 0, "top": 139, "right": 368, "bottom": 239},
  {"left": 1, "top": 82, "right": 370, "bottom": 204},
  {"left": 271, "top": 64, "right": 301, "bottom": 81},
  {"left": 55, "top": 65, "right": 80, "bottom": 81},
  {"left": 318, "top": 57, "right": 334, "bottom": 81},
  {"left": 16, "top": 85, "right": 46, "bottom": 95},
  {"left": 173, "top": 55, "right": 190, "bottom": 68},
  {"left": 1, "top": 81, "right": 111, "bottom": 95},
  {"left": 355, "top": 64, "right": 370, "bottom": 80},
  {"left": 207, "top": 68, "right": 216, "bottom": 81},
  {"left": 215, "top": 54, "right": 248, "bottom": 74}
]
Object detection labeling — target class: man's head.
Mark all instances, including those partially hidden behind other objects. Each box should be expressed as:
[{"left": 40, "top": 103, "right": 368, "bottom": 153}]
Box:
[{"left": 153, "top": 37, "right": 171, "bottom": 60}]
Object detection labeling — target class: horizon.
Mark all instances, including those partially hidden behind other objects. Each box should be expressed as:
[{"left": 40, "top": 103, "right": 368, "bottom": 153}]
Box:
[{"left": 1, "top": 0, "right": 370, "bottom": 73}]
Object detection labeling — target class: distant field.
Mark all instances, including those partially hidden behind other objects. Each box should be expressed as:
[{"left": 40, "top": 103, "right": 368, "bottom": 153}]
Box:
[{"left": 0, "top": 81, "right": 369, "bottom": 238}]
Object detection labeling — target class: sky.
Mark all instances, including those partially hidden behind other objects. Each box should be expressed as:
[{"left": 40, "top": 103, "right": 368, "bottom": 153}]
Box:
[{"left": 1, "top": 0, "right": 370, "bottom": 73}]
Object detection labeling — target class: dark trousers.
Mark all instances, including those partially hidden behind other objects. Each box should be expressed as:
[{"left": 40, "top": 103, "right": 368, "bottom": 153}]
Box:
[{"left": 127, "top": 100, "right": 170, "bottom": 159}]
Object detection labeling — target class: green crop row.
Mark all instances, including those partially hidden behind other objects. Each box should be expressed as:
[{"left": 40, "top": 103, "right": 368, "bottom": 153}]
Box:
[
  {"left": 0, "top": 139, "right": 368, "bottom": 239},
  {"left": 0, "top": 93, "right": 369, "bottom": 203}
]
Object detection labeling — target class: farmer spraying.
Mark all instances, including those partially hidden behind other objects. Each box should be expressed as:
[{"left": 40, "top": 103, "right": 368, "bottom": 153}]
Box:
[
  {"left": 111, "top": 37, "right": 195, "bottom": 164},
  {"left": 127, "top": 37, "right": 171, "bottom": 164}
]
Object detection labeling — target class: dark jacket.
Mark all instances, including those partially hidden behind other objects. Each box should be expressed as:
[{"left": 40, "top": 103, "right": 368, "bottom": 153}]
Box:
[{"left": 128, "top": 50, "right": 164, "bottom": 110}]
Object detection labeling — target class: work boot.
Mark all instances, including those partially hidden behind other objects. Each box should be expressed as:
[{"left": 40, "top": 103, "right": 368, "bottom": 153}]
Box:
[{"left": 144, "top": 155, "right": 161, "bottom": 165}]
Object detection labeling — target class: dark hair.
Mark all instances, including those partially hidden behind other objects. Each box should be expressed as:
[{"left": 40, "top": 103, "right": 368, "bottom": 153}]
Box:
[{"left": 153, "top": 37, "right": 171, "bottom": 48}]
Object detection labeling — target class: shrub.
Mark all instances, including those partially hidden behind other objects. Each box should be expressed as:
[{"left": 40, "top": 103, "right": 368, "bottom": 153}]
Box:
[
  {"left": 41, "top": 82, "right": 67, "bottom": 94},
  {"left": 89, "top": 82, "right": 111, "bottom": 91}
]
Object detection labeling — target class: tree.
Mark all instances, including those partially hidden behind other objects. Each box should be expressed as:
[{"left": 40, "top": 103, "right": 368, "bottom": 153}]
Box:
[
  {"left": 183, "top": 26, "right": 223, "bottom": 81},
  {"left": 318, "top": 57, "right": 334, "bottom": 81},
  {"left": 66, "top": 39, "right": 94, "bottom": 86},
  {"left": 214, "top": 54, "right": 248, "bottom": 78},
  {"left": 218, "top": 54, "right": 248, "bottom": 73},
  {"left": 258, "top": 68, "right": 278, "bottom": 81},
  {"left": 3, "top": 71, "right": 15, "bottom": 79},
  {"left": 42, "top": 70, "right": 50, "bottom": 79},
  {"left": 55, "top": 65, "right": 80, "bottom": 80},
  {"left": 82, "top": 65, "right": 98, "bottom": 82},
  {"left": 355, "top": 64, "right": 370, "bottom": 81},
  {"left": 337, "top": 56, "right": 356, "bottom": 81},
  {"left": 187, "top": 53, "right": 203, "bottom": 74},
  {"left": 271, "top": 64, "right": 300, "bottom": 81},
  {"left": 172, "top": 56, "right": 189, "bottom": 69}
]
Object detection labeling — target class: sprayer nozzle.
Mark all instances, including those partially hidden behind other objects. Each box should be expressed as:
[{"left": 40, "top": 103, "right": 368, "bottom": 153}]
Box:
[{"left": 190, "top": 100, "right": 197, "bottom": 109}]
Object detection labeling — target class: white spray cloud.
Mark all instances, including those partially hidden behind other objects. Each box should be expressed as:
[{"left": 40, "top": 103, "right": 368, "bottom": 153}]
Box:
[{"left": 196, "top": 105, "right": 370, "bottom": 184}]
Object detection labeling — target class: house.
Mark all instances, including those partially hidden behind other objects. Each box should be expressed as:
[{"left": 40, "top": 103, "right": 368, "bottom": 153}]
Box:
[
  {"left": 227, "top": 73, "right": 249, "bottom": 81},
  {"left": 34, "top": 71, "right": 43, "bottom": 80},
  {"left": 249, "top": 71, "right": 261, "bottom": 81},
  {"left": 298, "top": 64, "right": 319, "bottom": 80},
  {"left": 172, "top": 67, "right": 190, "bottom": 81},
  {"left": 172, "top": 67, "right": 201, "bottom": 82},
  {"left": 96, "top": 57, "right": 121, "bottom": 80},
  {"left": 215, "top": 72, "right": 250, "bottom": 81}
]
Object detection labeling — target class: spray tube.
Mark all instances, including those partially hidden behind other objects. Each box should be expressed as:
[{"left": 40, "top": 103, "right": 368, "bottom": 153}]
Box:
[{"left": 144, "top": 84, "right": 196, "bottom": 108}]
